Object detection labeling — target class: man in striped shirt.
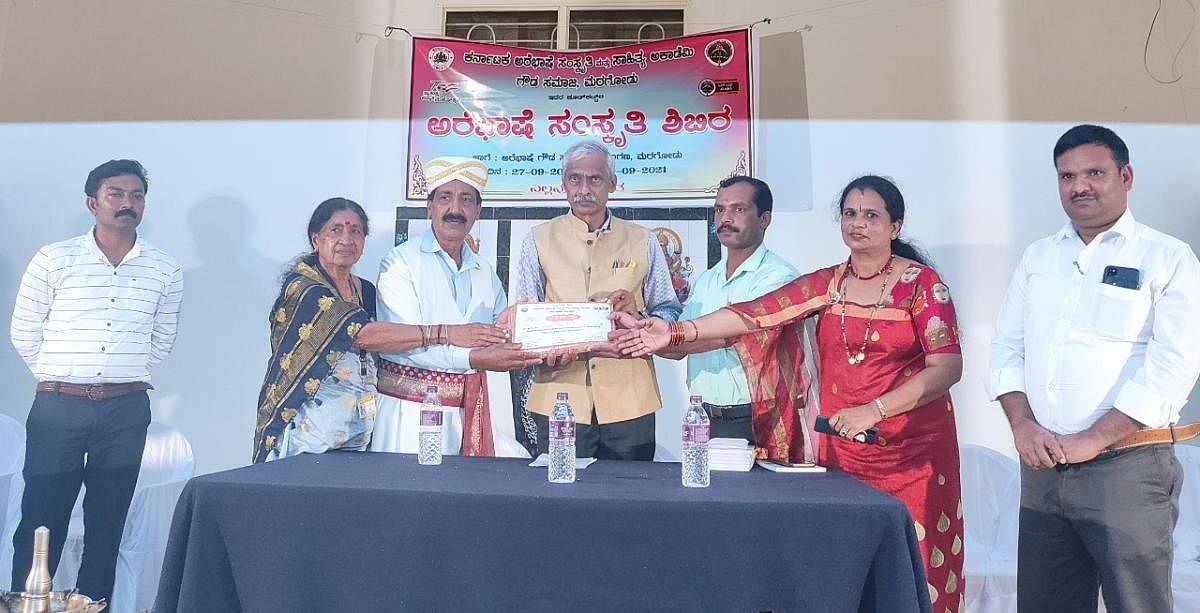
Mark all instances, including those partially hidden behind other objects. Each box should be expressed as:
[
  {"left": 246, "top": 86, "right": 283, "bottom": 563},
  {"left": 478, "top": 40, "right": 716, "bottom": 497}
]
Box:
[{"left": 9, "top": 159, "right": 183, "bottom": 603}]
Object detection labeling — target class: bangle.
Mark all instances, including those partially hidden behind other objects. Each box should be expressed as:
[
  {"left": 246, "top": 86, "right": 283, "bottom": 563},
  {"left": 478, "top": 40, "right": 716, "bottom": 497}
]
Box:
[
  {"left": 668, "top": 321, "right": 685, "bottom": 347},
  {"left": 686, "top": 320, "right": 699, "bottom": 343},
  {"left": 873, "top": 398, "right": 887, "bottom": 420}
]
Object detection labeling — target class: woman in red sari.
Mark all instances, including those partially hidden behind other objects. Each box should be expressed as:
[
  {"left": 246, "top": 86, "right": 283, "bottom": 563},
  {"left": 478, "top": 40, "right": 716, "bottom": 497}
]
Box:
[{"left": 621, "top": 175, "right": 964, "bottom": 611}]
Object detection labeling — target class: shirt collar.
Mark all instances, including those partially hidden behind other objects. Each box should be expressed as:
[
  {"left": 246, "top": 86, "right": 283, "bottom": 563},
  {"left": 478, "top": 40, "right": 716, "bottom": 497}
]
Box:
[
  {"left": 422, "top": 229, "right": 479, "bottom": 270},
  {"left": 84, "top": 228, "right": 142, "bottom": 262},
  {"left": 1052, "top": 208, "right": 1137, "bottom": 244},
  {"left": 720, "top": 243, "right": 768, "bottom": 279},
  {"left": 565, "top": 209, "right": 612, "bottom": 234}
]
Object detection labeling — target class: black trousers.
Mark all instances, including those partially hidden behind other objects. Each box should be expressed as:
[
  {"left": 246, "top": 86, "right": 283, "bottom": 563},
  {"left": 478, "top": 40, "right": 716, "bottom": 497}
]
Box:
[
  {"left": 533, "top": 410, "right": 655, "bottom": 461},
  {"left": 703, "top": 402, "right": 754, "bottom": 445},
  {"left": 10, "top": 390, "right": 150, "bottom": 602},
  {"left": 1017, "top": 444, "right": 1182, "bottom": 613}
]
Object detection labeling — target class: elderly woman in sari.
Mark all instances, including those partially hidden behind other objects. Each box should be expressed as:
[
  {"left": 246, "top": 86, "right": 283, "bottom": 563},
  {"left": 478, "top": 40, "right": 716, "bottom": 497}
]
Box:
[
  {"left": 253, "top": 197, "right": 509, "bottom": 463},
  {"left": 619, "top": 175, "right": 965, "bottom": 609}
]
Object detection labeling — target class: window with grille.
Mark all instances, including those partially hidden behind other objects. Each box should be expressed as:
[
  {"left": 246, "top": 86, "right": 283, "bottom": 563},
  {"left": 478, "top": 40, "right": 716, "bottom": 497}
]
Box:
[{"left": 444, "top": 9, "right": 685, "bottom": 50}]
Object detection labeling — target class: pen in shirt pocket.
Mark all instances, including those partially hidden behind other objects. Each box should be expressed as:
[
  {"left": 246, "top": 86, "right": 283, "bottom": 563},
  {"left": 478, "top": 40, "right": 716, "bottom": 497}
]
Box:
[{"left": 611, "top": 260, "right": 637, "bottom": 270}]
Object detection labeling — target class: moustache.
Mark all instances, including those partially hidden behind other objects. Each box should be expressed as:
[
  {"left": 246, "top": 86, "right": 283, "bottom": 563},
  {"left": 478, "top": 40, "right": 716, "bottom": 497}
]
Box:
[
  {"left": 717, "top": 224, "right": 737, "bottom": 234},
  {"left": 441, "top": 214, "right": 468, "bottom": 224},
  {"left": 115, "top": 209, "right": 138, "bottom": 219},
  {"left": 571, "top": 194, "right": 597, "bottom": 204},
  {"left": 1071, "top": 192, "right": 1096, "bottom": 202}
]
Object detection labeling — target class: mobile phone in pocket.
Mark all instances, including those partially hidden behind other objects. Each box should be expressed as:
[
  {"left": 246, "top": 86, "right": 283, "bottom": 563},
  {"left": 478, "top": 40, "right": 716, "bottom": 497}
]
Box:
[{"left": 1101, "top": 265, "right": 1140, "bottom": 290}]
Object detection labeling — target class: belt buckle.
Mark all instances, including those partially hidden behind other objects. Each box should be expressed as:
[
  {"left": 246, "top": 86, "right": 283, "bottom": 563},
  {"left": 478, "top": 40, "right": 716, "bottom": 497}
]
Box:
[
  {"left": 706, "top": 404, "right": 723, "bottom": 418},
  {"left": 85, "top": 385, "right": 106, "bottom": 401}
]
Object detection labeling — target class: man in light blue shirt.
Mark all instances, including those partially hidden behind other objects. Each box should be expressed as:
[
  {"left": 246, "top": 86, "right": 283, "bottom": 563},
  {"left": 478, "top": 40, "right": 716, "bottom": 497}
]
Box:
[{"left": 664, "top": 176, "right": 798, "bottom": 443}]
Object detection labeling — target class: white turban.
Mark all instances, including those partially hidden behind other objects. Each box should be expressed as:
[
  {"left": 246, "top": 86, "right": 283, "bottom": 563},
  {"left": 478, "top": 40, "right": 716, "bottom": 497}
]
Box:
[{"left": 425, "top": 156, "right": 488, "bottom": 194}]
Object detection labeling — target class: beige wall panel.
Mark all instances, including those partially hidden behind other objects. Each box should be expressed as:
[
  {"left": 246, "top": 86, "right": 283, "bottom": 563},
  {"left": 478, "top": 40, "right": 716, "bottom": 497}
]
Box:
[
  {"left": 758, "top": 31, "right": 808, "bottom": 120},
  {"left": 0, "top": 0, "right": 405, "bottom": 121}
]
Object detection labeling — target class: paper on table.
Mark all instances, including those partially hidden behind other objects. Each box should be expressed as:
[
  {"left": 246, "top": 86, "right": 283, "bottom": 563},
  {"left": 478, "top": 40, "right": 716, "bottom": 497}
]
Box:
[
  {"left": 529, "top": 454, "right": 598, "bottom": 469},
  {"left": 710, "top": 437, "right": 756, "bottom": 472},
  {"left": 755, "top": 459, "right": 827, "bottom": 473}
]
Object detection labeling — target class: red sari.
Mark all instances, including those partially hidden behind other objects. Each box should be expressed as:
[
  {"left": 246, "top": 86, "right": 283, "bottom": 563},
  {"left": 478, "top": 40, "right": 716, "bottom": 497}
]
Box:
[{"left": 729, "top": 261, "right": 965, "bottom": 613}]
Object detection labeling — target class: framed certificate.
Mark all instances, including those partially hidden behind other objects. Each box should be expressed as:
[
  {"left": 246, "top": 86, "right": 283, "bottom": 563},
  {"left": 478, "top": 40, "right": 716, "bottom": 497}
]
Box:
[{"left": 512, "top": 302, "right": 613, "bottom": 351}]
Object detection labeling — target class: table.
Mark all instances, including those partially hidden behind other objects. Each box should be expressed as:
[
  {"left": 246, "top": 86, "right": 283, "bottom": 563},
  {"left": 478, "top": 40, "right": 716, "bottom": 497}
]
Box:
[{"left": 155, "top": 453, "right": 930, "bottom": 612}]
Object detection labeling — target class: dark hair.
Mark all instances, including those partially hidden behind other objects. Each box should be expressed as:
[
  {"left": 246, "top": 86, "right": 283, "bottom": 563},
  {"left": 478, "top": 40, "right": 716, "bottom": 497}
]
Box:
[
  {"left": 84, "top": 159, "right": 149, "bottom": 197},
  {"left": 306, "top": 197, "right": 369, "bottom": 249},
  {"left": 1053, "top": 124, "right": 1129, "bottom": 168},
  {"left": 425, "top": 184, "right": 484, "bottom": 206},
  {"left": 836, "top": 175, "right": 930, "bottom": 266},
  {"left": 718, "top": 175, "right": 773, "bottom": 214}
]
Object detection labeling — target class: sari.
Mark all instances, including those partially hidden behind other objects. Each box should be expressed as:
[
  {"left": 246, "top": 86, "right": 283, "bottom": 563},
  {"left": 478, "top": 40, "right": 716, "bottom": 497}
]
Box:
[
  {"left": 253, "top": 259, "right": 375, "bottom": 463},
  {"left": 729, "top": 261, "right": 965, "bottom": 612}
]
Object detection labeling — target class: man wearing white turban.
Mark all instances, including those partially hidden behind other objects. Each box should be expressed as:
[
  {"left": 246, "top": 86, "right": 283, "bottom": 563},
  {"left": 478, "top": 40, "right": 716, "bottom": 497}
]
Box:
[{"left": 371, "top": 156, "right": 541, "bottom": 456}]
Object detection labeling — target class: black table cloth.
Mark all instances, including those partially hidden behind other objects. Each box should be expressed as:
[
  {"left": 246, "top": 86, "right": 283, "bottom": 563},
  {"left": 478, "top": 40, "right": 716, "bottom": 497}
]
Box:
[{"left": 155, "top": 453, "right": 930, "bottom": 612}]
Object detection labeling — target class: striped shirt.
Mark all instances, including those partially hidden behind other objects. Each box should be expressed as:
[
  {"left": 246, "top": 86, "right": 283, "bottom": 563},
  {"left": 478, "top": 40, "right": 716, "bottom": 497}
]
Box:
[{"left": 10, "top": 230, "right": 184, "bottom": 384}]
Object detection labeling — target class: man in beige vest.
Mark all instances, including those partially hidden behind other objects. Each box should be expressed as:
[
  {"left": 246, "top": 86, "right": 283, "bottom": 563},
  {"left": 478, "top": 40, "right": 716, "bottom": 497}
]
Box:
[{"left": 512, "top": 139, "right": 681, "bottom": 460}]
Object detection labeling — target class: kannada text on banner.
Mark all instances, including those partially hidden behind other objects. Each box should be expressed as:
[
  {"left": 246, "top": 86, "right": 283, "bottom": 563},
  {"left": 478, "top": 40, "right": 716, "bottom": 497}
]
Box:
[{"left": 407, "top": 29, "right": 752, "bottom": 201}]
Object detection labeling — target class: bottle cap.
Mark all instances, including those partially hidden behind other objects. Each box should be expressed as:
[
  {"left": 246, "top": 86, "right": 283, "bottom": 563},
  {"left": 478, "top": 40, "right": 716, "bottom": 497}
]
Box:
[
  {"left": 689, "top": 395, "right": 703, "bottom": 404},
  {"left": 556, "top": 392, "right": 569, "bottom": 401},
  {"left": 427, "top": 385, "right": 438, "bottom": 394}
]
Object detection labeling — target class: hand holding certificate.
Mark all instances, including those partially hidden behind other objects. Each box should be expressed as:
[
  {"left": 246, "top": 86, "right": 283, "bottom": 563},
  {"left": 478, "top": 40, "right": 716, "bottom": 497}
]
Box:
[{"left": 512, "top": 302, "right": 614, "bottom": 352}]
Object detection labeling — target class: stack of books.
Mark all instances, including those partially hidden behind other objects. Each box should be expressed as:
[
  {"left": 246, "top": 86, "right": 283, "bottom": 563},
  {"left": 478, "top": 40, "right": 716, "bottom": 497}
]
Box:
[{"left": 709, "top": 438, "right": 757, "bottom": 472}]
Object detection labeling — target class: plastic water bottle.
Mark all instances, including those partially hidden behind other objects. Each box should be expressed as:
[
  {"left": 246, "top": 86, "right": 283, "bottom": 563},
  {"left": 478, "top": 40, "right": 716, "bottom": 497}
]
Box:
[
  {"left": 548, "top": 392, "right": 576, "bottom": 483},
  {"left": 682, "top": 394, "right": 710, "bottom": 487},
  {"left": 418, "top": 385, "right": 443, "bottom": 465}
]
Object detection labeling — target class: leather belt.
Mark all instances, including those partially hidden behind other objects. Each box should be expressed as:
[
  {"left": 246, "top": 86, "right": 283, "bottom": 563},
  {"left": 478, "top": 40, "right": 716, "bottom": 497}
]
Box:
[
  {"left": 702, "top": 402, "right": 752, "bottom": 419},
  {"left": 36, "top": 381, "right": 153, "bottom": 401},
  {"left": 1107, "top": 423, "right": 1200, "bottom": 452}
]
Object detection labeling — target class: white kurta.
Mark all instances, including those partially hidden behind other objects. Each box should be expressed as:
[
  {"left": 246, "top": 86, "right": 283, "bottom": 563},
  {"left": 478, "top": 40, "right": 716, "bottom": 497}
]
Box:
[{"left": 369, "top": 232, "right": 527, "bottom": 457}]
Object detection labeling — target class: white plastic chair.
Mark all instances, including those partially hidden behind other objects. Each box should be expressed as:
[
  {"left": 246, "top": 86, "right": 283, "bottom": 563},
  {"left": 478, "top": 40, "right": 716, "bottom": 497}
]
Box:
[
  {"left": 1174, "top": 444, "right": 1200, "bottom": 613},
  {"left": 52, "top": 421, "right": 195, "bottom": 613},
  {"left": 0, "top": 413, "right": 26, "bottom": 589},
  {"left": 960, "top": 443, "right": 1021, "bottom": 613}
]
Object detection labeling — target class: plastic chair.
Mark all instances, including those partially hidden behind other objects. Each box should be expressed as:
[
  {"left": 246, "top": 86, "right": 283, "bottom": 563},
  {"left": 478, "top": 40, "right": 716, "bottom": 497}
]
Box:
[
  {"left": 1173, "top": 444, "right": 1200, "bottom": 613},
  {"left": 959, "top": 443, "right": 1020, "bottom": 613},
  {"left": 52, "top": 421, "right": 195, "bottom": 613},
  {"left": 0, "top": 414, "right": 26, "bottom": 588}
]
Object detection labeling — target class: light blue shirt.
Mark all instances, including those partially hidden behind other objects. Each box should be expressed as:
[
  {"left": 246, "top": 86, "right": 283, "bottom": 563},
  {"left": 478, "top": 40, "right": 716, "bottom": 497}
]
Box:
[{"left": 680, "top": 244, "right": 798, "bottom": 405}]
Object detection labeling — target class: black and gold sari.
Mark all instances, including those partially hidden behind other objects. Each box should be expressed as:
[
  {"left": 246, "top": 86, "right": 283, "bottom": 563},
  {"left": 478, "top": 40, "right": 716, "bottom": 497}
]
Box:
[{"left": 253, "top": 258, "right": 375, "bottom": 463}]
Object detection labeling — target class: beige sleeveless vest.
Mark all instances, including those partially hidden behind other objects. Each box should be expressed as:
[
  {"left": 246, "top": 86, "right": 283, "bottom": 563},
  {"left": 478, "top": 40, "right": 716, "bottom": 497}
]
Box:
[{"left": 528, "top": 213, "right": 662, "bottom": 423}]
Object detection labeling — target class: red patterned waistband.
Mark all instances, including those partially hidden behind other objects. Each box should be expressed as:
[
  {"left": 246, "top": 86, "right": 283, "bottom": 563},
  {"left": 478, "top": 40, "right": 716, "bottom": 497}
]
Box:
[{"left": 377, "top": 360, "right": 467, "bottom": 407}]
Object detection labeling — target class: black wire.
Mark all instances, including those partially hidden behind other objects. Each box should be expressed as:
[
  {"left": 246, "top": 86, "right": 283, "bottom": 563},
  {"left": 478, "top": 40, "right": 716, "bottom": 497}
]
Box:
[{"left": 1143, "top": 0, "right": 1196, "bottom": 85}]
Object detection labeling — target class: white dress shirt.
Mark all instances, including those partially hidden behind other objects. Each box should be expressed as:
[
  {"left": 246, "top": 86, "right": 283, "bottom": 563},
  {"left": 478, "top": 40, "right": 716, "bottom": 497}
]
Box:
[
  {"left": 988, "top": 210, "right": 1200, "bottom": 433},
  {"left": 375, "top": 231, "right": 506, "bottom": 372},
  {"left": 10, "top": 230, "right": 184, "bottom": 383}
]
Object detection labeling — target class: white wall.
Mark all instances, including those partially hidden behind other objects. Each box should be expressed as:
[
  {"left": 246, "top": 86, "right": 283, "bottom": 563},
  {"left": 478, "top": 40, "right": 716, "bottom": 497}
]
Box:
[
  {"left": 1, "top": 118, "right": 1196, "bottom": 474},
  {"left": 3, "top": 0, "right": 1200, "bottom": 474}
]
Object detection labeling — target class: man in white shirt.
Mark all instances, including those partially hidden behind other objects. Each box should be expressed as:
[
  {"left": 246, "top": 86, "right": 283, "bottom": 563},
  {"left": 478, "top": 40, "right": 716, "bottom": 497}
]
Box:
[
  {"left": 9, "top": 159, "right": 184, "bottom": 603},
  {"left": 371, "top": 156, "right": 540, "bottom": 457},
  {"left": 989, "top": 124, "right": 1200, "bottom": 613}
]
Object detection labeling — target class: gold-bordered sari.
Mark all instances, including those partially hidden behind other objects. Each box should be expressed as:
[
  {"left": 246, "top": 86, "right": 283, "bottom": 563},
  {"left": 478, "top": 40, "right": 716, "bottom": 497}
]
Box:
[{"left": 253, "top": 259, "right": 374, "bottom": 463}]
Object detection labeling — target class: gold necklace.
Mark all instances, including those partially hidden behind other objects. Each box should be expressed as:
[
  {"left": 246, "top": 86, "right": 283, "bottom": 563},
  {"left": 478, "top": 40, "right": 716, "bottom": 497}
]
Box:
[
  {"left": 342, "top": 278, "right": 361, "bottom": 306},
  {"left": 837, "top": 255, "right": 895, "bottom": 365}
]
